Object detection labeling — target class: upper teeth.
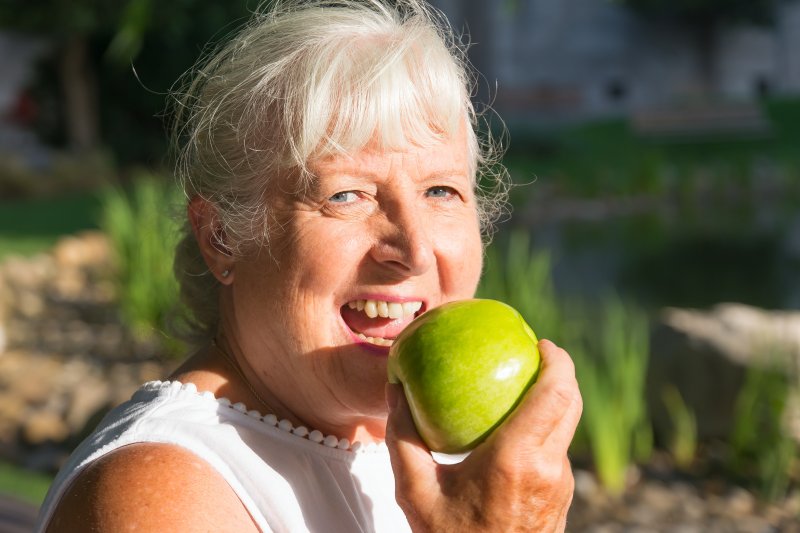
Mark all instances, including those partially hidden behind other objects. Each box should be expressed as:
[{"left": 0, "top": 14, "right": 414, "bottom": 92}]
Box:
[{"left": 347, "top": 299, "right": 422, "bottom": 319}]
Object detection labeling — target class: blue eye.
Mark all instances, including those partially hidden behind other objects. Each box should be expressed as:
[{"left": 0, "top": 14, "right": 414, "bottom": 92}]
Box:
[
  {"left": 426, "top": 186, "right": 455, "bottom": 198},
  {"left": 329, "top": 191, "right": 358, "bottom": 203}
]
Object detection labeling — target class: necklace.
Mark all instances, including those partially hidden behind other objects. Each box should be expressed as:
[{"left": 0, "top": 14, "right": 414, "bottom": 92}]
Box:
[{"left": 212, "top": 338, "right": 276, "bottom": 416}]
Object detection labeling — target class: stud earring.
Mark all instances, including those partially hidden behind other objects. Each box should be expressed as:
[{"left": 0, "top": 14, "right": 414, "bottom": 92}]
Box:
[{"left": 221, "top": 269, "right": 231, "bottom": 278}]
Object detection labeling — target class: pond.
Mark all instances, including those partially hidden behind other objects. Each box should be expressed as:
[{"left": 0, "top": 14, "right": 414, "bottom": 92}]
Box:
[{"left": 508, "top": 191, "right": 800, "bottom": 312}]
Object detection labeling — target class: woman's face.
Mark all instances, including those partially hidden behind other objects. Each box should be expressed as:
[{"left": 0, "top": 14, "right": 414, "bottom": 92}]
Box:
[{"left": 225, "top": 126, "right": 483, "bottom": 437}]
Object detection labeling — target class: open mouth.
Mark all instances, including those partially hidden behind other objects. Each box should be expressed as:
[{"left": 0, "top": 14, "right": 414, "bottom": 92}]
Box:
[{"left": 340, "top": 298, "right": 424, "bottom": 349}]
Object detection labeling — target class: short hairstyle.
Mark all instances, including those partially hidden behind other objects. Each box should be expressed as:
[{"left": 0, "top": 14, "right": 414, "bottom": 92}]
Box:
[{"left": 171, "top": 0, "right": 508, "bottom": 344}]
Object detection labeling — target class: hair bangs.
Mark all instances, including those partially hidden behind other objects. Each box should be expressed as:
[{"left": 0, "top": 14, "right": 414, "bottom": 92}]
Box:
[{"left": 296, "top": 23, "right": 469, "bottom": 172}]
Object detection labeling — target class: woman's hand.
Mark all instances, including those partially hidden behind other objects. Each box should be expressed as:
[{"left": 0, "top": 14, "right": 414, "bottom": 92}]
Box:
[{"left": 385, "top": 339, "right": 582, "bottom": 533}]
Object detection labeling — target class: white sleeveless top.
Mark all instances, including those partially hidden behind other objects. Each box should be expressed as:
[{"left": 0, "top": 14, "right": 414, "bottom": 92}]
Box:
[{"left": 36, "top": 380, "right": 412, "bottom": 533}]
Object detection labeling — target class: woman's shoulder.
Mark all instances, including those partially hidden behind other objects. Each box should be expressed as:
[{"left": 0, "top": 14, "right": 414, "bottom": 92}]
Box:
[{"left": 44, "top": 442, "right": 260, "bottom": 532}]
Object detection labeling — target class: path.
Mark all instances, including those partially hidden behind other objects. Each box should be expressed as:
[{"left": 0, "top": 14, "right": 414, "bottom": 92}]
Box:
[{"left": 0, "top": 496, "right": 38, "bottom": 533}]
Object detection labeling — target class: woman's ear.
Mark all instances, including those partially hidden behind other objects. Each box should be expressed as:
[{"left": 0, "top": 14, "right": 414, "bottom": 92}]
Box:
[{"left": 188, "top": 196, "right": 235, "bottom": 285}]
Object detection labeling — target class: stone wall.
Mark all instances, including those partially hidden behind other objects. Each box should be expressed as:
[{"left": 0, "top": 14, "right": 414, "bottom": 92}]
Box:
[
  {"left": 0, "top": 232, "right": 175, "bottom": 472},
  {"left": 648, "top": 303, "right": 800, "bottom": 446}
]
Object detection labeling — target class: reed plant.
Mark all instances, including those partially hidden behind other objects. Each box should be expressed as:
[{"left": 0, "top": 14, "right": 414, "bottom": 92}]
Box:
[
  {"left": 729, "top": 359, "right": 799, "bottom": 502},
  {"left": 100, "top": 174, "right": 183, "bottom": 349},
  {"left": 570, "top": 296, "right": 652, "bottom": 496},
  {"left": 477, "top": 231, "right": 561, "bottom": 341},
  {"left": 661, "top": 384, "right": 698, "bottom": 469}
]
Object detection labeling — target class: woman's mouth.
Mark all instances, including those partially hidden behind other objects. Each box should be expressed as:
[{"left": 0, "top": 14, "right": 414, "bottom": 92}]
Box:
[{"left": 340, "top": 298, "right": 424, "bottom": 348}]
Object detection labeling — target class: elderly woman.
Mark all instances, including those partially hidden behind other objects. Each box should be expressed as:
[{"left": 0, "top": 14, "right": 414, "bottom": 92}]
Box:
[{"left": 37, "top": 1, "right": 581, "bottom": 531}]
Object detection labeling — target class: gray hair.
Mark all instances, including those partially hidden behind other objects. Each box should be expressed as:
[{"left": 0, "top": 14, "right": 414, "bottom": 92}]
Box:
[{"left": 170, "top": 0, "right": 509, "bottom": 345}]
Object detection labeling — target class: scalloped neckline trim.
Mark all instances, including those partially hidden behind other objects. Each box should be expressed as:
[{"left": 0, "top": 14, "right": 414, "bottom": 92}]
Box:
[{"left": 140, "top": 380, "right": 386, "bottom": 454}]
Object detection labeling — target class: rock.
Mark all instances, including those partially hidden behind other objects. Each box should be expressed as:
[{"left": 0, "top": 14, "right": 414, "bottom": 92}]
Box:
[
  {"left": 22, "top": 410, "right": 69, "bottom": 444},
  {"left": 52, "top": 231, "right": 112, "bottom": 273},
  {"left": 51, "top": 270, "right": 88, "bottom": 300},
  {"left": 648, "top": 303, "right": 800, "bottom": 443},
  {"left": 659, "top": 303, "right": 800, "bottom": 365},
  {"left": 574, "top": 469, "right": 600, "bottom": 500},
  {"left": 0, "top": 254, "right": 52, "bottom": 291},
  {"left": 725, "top": 487, "right": 756, "bottom": 517},
  {"left": 14, "top": 289, "right": 44, "bottom": 319},
  {"left": 0, "top": 232, "right": 182, "bottom": 476},
  {"left": 65, "top": 378, "right": 110, "bottom": 435}
]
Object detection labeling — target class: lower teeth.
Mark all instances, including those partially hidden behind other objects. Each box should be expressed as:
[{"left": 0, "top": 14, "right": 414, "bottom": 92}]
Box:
[{"left": 356, "top": 332, "right": 394, "bottom": 347}]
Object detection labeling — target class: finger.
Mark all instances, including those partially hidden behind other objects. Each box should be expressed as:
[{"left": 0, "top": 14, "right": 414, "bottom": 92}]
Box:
[
  {"left": 498, "top": 339, "right": 582, "bottom": 448},
  {"left": 384, "top": 383, "right": 438, "bottom": 504}
]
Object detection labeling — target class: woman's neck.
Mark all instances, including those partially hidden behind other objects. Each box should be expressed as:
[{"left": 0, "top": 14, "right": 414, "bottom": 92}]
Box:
[{"left": 169, "top": 345, "right": 388, "bottom": 445}]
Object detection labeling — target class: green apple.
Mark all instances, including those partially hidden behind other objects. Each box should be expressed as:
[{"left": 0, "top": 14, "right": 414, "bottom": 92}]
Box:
[{"left": 387, "top": 299, "right": 541, "bottom": 454}]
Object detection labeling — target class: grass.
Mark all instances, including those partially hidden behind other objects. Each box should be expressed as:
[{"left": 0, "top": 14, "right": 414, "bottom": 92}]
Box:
[
  {"left": 504, "top": 97, "right": 800, "bottom": 199},
  {"left": 0, "top": 461, "right": 52, "bottom": 506},
  {"left": 0, "top": 190, "right": 103, "bottom": 259}
]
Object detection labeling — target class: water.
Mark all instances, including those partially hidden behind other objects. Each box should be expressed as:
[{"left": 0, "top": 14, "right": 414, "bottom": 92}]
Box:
[{"left": 513, "top": 193, "right": 800, "bottom": 312}]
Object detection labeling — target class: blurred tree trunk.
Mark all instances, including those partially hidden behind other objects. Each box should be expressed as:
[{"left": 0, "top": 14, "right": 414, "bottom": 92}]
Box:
[{"left": 59, "top": 35, "right": 99, "bottom": 152}]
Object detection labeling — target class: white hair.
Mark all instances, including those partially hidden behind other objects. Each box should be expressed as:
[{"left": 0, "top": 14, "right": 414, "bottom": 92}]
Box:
[{"left": 171, "top": 0, "right": 508, "bottom": 343}]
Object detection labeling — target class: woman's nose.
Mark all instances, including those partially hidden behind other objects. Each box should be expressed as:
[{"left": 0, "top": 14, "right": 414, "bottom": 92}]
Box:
[{"left": 370, "top": 204, "right": 435, "bottom": 277}]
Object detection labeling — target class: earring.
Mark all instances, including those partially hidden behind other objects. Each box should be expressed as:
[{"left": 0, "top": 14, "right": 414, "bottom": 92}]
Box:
[{"left": 221, "top": 269, "right": 231, "bottom": 278}]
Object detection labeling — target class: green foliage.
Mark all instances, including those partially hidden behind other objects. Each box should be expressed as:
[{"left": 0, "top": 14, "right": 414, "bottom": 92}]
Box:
[
  {"left": 0, "top": 0, "right": 121, "bottom": 35},
  {"left": 570, "top": 296, "right": 652, "bottom": 496},
  {"left": 0, "top": 190, "right": 102, "bottom": 259},
  {"left": 0, "top": 461, "right": 53, "bottom": 505},
  {"left": 477, "top": 232, "right": 561, "bottom": 341},
  {"left": 0, "top": 0, "right": 255, "bottom": 163},
  {"left": 100, "top": 174, "right": 183, "bottom": 349},
  {"left": 729, "top": 362, "right": 799, "bottom": 502},
  {"left": 661, "top": 384, "right": 698, "bottom": 469},
  {"left": 478, "top": 233, "right": 653, "bottom": 496},
  {"left": 505, "top": 98, "right": 800, "bottom": 200}
]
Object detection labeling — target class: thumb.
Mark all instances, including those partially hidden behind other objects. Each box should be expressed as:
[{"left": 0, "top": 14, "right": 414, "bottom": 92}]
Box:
[{"left": 384, "top": 383, "right": 438, "bottom": 502}]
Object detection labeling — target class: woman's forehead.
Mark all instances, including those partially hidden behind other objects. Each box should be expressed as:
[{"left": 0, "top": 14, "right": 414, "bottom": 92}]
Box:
[
  {"left": 310, "top": 126, "right": 470, "bottom": 177},
  {"left": 311, "top": 149, "right": 468, "bottom": 187}
]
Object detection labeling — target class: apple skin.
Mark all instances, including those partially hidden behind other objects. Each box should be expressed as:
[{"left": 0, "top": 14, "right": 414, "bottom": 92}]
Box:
[{"left": 387, "top": 299, "right": 540, "bottom": 454}]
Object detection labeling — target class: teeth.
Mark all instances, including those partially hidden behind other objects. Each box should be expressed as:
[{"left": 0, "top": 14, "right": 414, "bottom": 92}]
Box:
[
  {"left": 347, "top": 299, "right": 423, "bottom": 320},
  {"left": 356, "top": 332, "right": 394, "bottom": 347},
  {"left": 402, "top": 301, "right": 423, "bottom": 315},
  {"left": 376, "top": 301, "right": 389, "bottom": 317},
  {"left": 387, "top": 302, "right": 403, "bottom": 319}
]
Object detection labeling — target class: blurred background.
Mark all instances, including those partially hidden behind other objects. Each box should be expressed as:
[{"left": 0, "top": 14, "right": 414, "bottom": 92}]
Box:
[{"left": 0, "top": 0, "right": 799, "bottom": 530}]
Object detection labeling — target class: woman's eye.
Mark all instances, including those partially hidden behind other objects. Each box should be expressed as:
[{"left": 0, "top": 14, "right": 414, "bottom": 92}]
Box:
[
  {"left": 426, "top": 186, "right": 456, "bottom": 199},
  {"left": 329, "top": 191, "right": 359, "bottom": 204}
]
